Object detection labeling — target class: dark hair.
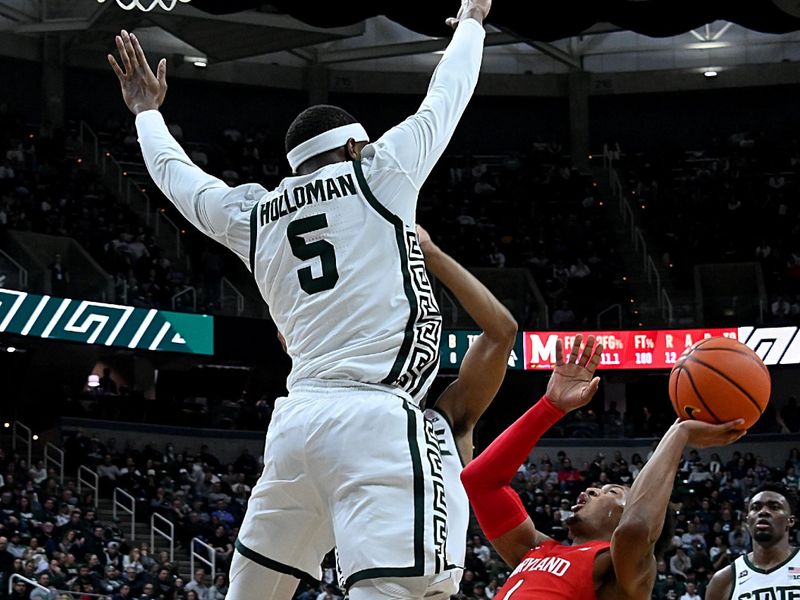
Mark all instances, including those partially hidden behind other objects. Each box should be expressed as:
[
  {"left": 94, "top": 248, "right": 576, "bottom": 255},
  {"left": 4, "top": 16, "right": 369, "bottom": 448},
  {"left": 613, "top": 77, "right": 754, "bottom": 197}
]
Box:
[
  {"left": 751, "top": 482, "right": 798, "bottom": 515},
  {"left": 285, "top": 105, "right": 358, "bottom": 155}
]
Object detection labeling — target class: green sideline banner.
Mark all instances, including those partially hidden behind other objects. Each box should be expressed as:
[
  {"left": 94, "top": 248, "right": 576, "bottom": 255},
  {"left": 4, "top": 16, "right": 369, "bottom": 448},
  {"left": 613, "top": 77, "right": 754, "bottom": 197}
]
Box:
[{"left": 0, "top": 290, "right": 213, "bottom": 355}]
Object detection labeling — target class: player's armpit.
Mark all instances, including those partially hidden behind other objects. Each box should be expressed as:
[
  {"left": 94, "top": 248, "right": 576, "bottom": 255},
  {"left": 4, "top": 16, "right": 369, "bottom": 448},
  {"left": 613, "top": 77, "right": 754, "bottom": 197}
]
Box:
[
  {"left": 488, "top": 517, "right": 550, "bottom": 569},
  {"left": 436, "top": 333, "right": 514, "bottom": 438}
]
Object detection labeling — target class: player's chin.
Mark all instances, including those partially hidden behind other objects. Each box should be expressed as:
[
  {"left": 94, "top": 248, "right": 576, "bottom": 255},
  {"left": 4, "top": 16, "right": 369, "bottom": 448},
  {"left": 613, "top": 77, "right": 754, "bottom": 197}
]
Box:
[
  {"left": 565, "top": 513, "right": 580, "bottom": 526},
  {"left": 752, "top": 530, "right": 775, "bottom": 543}
]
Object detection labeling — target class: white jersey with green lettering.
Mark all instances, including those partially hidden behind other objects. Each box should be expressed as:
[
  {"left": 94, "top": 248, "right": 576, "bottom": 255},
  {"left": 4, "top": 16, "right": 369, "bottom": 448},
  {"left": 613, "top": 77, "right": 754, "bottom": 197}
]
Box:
[
  {"left": 730, "top": 548, "right": 800, "bottom": 600},
  {"left": 248, "top": 158, "right": 441, "bottom": 402},
  {"left": 135, "top": 19, "right": 487, "bottom": 404}
]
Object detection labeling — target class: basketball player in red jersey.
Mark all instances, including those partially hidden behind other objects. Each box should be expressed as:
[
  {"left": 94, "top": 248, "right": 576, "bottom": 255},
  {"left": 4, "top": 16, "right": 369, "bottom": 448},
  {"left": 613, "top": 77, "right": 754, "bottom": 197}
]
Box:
[{"left": 461, "top": 335, "right": 747, "bottom": 600}]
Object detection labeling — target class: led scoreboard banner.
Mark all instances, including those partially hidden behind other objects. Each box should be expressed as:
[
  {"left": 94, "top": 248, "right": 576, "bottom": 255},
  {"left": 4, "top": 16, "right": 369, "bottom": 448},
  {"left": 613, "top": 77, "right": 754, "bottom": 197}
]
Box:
[
  {"left": 523, "top": 328, "right": 738, "bottom": 370},
  {"left": 441, "top": 326, "right": 800, "bottom": 370}
]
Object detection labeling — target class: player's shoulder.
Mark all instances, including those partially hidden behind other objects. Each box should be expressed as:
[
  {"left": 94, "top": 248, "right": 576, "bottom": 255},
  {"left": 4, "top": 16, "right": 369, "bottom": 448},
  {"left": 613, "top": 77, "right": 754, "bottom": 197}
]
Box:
[{"left": 705, "top": 561, "right": 735, "bottom": 600}]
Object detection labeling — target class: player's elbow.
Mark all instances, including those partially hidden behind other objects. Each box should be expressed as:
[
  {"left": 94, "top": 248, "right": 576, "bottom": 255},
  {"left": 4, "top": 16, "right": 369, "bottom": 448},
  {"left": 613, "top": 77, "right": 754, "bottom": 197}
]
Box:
[
  {"left": 460, "top": 462, "right": 484, "bottom": 496},
  {"left": 497, "top": 312, "right": 518, "bottom": 347},
  {"left": 485, "top": 308, "right": 517, "bottom": 349}
]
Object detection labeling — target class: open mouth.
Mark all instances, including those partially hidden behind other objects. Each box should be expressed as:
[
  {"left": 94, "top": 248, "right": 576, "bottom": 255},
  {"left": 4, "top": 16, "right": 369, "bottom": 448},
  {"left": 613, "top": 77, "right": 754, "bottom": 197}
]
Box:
[{"left": 572, "top": 492, "right": 589, "bottom": 512}]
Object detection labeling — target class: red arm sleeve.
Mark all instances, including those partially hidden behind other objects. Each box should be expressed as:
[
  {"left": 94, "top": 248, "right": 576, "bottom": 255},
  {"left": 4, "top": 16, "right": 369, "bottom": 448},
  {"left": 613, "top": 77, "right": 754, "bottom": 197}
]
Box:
[{"left": 460, "top": 395, "right": 565, "bottom": 539}]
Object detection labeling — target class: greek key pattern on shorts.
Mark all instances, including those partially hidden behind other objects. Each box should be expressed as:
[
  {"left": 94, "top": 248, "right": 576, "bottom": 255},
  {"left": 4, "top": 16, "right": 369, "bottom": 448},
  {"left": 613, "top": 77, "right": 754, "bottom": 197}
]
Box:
[
  {"left": 423, "top": 416, "right": 448, "bottom": 573},
  {"left": 394, "top": 231, "right": 442, "bottom": 398}
]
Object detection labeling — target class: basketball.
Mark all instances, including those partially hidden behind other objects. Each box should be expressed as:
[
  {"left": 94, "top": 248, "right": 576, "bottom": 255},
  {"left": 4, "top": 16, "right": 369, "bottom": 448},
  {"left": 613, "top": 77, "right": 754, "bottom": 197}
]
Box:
[{"left": 668, "top": 337, "right": 771, "bottom": 429}]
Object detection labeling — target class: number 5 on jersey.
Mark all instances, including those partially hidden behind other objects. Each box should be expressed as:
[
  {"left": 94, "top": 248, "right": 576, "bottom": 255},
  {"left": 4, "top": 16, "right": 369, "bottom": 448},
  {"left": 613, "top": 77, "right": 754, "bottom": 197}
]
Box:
[{"left": 287, "top": 214, "right": 339, "bottom": 295}]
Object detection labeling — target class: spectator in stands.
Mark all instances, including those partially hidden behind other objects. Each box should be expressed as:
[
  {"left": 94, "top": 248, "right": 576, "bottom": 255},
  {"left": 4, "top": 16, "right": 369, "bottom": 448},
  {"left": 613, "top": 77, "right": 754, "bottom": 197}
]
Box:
[
  {"left": 48, "top": 253, "right": 70, "bottom": 297},
  {"left": 781, "top": 397, "right": 800, "bottom": 432},
  {"left": 679, "top": 581, "right": 701, "bottom": 600},
  {"left": 9, "top": 578, "right": 28, "bottom": 599},
  {"left": 114, "top": 583, "right": 133, "bottom": 600},
  {"left": 670, "top": 546, "right": 692, "bottom": 580},
  {"left": 99, "top": 368, "right": 118, "bottom": 395},
  {"left": 30, "top": 571, "right": 58, "bottom": 599},
  {"left": 185, "top": 568, "right": 208, "bottom": 600},
  {"left": 208, "top": 573, "right": 228, "bottom": 600},
  {"left": 208, "top": 525, "right": 232, "bottom": 570},
  {"left": 551, "top": 300, "right": 576, "bottom": 328}
]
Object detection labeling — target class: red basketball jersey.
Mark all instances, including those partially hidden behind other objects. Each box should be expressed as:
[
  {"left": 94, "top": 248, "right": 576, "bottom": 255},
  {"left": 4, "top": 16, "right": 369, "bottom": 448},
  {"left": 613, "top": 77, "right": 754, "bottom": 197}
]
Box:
[{"left": 494, "top": 540, "right": 610, "bottom": 600}]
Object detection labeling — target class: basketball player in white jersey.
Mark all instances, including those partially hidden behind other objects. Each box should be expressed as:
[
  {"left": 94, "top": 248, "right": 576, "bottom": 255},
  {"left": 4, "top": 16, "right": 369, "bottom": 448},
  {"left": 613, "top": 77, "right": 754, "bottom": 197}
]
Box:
[
  {"left": 705, "top": 482, "right": 799, "bottom": 600},
  {"left": 108, "top": 2, "right": 489, "bottom": 598},
  {"left": 416, "top": 225, "right": 517, "bottom": 597}
]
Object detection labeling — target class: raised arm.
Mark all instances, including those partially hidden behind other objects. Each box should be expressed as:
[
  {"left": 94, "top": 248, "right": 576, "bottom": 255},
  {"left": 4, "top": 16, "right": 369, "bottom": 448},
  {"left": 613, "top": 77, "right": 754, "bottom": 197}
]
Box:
[
  {"left": 609, "top": 420, "right": 746, "bottom": 598},
  {"left": 418, "top": 226, "right": 516, "bottom": 452},
  {"left": 361, "top": 0, "right": 489, "bottom": 209},
  {"left": 461, "top": 336, "right": 603, "bottom": 567},
  {"left": 109, "top": 30, "right": 263, "bottom": 255}
]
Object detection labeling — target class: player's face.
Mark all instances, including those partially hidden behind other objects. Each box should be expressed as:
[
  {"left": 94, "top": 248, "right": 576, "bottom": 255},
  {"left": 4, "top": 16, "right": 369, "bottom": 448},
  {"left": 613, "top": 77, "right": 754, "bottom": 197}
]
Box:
[
  {"left": 567, "top": 484, "right": 628, "bottom": 535},
  {"left": 746, "top": 491, "right": 795, "bottom": 544}
]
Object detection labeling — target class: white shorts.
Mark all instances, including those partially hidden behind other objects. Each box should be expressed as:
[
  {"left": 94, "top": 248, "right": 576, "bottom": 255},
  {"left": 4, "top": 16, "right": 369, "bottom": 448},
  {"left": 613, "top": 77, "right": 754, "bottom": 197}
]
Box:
[{"left": 235, "top": 380, "right": 450, "bottom": 590}]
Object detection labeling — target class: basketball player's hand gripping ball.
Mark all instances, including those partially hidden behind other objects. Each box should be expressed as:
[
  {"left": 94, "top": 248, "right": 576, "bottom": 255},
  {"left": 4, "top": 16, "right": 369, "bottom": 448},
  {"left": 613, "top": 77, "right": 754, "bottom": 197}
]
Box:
[{"left": 446, "top": 0, "right": 492, "bottom": 29}]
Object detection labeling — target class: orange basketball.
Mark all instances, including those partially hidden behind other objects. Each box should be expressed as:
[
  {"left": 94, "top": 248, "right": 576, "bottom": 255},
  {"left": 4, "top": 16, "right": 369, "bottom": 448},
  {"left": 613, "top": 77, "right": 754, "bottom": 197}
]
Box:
[{"left": 668, "top": 336, "right": 771, "bottom": 429}]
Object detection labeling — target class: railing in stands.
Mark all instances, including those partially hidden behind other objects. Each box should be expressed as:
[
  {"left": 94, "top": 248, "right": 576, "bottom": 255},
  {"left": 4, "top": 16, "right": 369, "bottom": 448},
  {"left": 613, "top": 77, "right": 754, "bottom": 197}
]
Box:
[
  {"left": 77, "top": 465, "right": 99, "bottom": 508},
  {"left": 605, "top": 151, "right": 674, "bottom": 325},
  {"left": 8, "top": 574, "right": 49, "bottom": 596},
  {"left": 0, "top": 248, "right": 28, "bottom": 290},
  {"left": 220, "top": 277, "right": 245, "bottom": 316},
  {"left": 597, "top": 303, "right": 622, "bottom": 329},
  {"left": 151, "top": 512, "right": 175, "bottom": 563},
  {"left": 113, "top": 487, "right": 136, "bottom": 542},
  {"left": 190, "top": 537, "right": 216, "bottom": 584},
  {"left": 79, "top": 121, "right": 184, "bottom": 263},
  {"left": 12, "top": 421, "right": 31, "bottom": 467},
  {"left": 172, "top": 286, "right": 197, "bottom": 312},
  {"left": 45, "top": 442, "right": 64, "bottom": 484}
]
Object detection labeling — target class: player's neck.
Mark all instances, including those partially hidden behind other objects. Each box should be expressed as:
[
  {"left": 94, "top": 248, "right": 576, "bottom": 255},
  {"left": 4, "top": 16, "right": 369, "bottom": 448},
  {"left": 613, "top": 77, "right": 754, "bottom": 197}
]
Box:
[
  {"left": 571, "top": 532, "right": 612, "bottom": 546},
  {"left": 751, "top": 538, "right": 794, "bottom": 569}
]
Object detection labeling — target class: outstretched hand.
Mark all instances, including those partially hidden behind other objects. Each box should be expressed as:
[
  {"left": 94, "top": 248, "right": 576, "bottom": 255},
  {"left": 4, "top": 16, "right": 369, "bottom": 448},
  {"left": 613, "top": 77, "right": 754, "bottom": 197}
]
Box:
[
  {"left": 108, "top": 30, "right": 167, "bottom": 115},
  {"left": 446, "top": 0, "right": 492, "bottom": 29},
  {"left": 546, "top": 334, "right": 603, "bottom": 413},
  {"left": 676, "top": 419, "right": 747, "bottom": 449}
]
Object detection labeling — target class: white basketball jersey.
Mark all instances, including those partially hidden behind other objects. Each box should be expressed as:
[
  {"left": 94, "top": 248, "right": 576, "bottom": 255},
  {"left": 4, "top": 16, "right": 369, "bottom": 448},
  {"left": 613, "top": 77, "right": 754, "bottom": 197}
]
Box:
[
  {"left": 425, "top": 407, "right": 469, "bottom": 572},
  {"left": 250, "top": 160, "right": 441, "bottom": 403},
  {"left": 730, "top": 548, "right": 800, "bottom": 600}
]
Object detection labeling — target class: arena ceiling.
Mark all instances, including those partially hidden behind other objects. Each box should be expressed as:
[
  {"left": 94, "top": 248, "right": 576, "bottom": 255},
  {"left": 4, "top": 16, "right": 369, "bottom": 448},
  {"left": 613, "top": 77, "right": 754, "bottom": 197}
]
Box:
[{"left": 0, "top": 0, "right": 798, "bottom": 77}]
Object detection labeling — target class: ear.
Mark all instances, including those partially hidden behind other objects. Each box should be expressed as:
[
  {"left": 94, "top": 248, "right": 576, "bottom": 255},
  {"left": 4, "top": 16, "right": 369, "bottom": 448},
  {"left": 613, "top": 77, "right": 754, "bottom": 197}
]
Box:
[
  {"left": 789, "top": 515, "right": 796, "bottom": 530},
  {"left": 345, "top": 138, "right": 361, "bottom": 161}
]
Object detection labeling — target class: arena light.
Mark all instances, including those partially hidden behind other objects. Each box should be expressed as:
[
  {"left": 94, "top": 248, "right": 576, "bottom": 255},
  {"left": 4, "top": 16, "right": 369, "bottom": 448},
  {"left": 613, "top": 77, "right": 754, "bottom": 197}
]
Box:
[
  {"left": 185, "top": 55, "right": 208, "bottom": 68},
  {"left": 3, "top": 423, "right": 9, "bottom": 429},
  {"left": 87, "top": 374, "right": 100, "bottom": 388},
  {"left": 5, "top": 347, "right": 14, "bottom": 353},
  {"left": 97, "top": 0, "right": 191, "bottom": 11},
  {"left": 703, "top": 69, "right": 719, "bottom": 78},
  {"left": 32, "top": 434, "right": 39, "bottom": 441}
]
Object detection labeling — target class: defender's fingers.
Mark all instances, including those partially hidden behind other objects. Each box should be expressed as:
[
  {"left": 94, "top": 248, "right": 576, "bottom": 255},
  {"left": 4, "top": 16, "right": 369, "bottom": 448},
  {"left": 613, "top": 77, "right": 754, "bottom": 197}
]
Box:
[
  {"left": 130, "top": 33, "right": 153, "bottom": 77},
  {"left": 157, "top": 58, "right": 167, "bottom": 87},
  {"left": 108, "top": 54, "right": 125, "bottom": 81},
  {"left": 568, "top": 334, "right": 583, "bottom": 364},
  {"left": 588, "top": 342, "right": 604, "bottom": 370},
  {"left": 577, "top": 335, "right": 596, "bottom": 366},
  {"left": 115, "top": 35, "right": 132, "bottom": 74},
  {"left": 121, "top": 30, "right": 139, "bottom": 69},
  {"left": 555, "top": 339, "right": 564, "bottom": 367}
]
